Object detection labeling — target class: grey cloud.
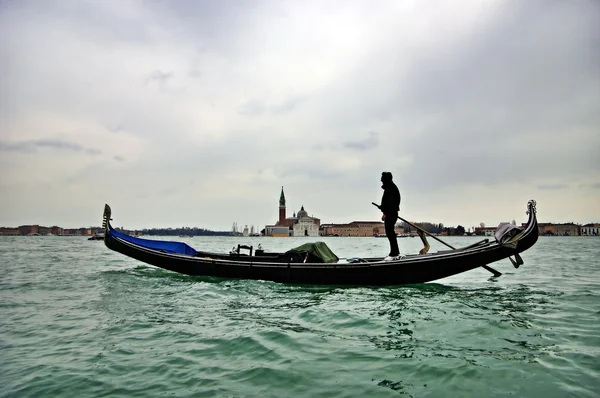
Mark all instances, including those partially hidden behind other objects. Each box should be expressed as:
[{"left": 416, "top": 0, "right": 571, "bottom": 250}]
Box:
[
  {"left": 149, "top": 2, "right": 262, "bottom": 53},
  {"left": 104, "top": 123, "right": 125, "bottom": 133},
  {"left": 537, "top": 184, "right": 568, "bottom": 190},
  {"left": 271, "top": 95, "right": 308, "bottom": 114},
  {"left": 188, "top": 59, "right": 204, "bottom": 78},
  {"left": 399, "top": 3, "right": 600, "bottom": 125},
  {"left": 237, "top": 99, "right": 266, "bottom": 117},
  {"left": 0, "top": 139, "right": 102, "bottom": 155},
  {"left": 188, "top": 68, "right": 203, "bottom": 78},
  {"left": 344, "top": 132, "right": 379, "bottom": 151},
  {"left": 278, "top": 166, "right": 344, "bottom": 181},
  {"left": 331, "top": 1, "right": 600, "bottom": 190},
  {"left": 146, "top": 70, "right": 174, "bottom": 86},
  {"left": 113, "top": 155, "right": 125, "bottom": 162},
  {"left": 579, "top": 182, "right": 600, "bottom": 190}
]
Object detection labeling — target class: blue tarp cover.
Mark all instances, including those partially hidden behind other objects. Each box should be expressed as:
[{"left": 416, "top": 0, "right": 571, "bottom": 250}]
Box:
[{"left": 111, "top": 228, "right": 198, "bottom": 256}]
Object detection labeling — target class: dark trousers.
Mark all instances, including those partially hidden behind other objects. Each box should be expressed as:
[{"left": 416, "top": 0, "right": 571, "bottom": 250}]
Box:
[{"left": 385, "top": 214, "right": 399, "bottom": 256}]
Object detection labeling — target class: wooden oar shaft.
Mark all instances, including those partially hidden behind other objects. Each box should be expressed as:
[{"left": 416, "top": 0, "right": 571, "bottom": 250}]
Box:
[
  {"left": 397, "top": 216, "right": 456, "bottom": 250},
  {"left": 397, "top": 215, "right": 501, "bottom": 277},
  {"left": 372, "top": 203, "right": 500, "bottom": 276}
]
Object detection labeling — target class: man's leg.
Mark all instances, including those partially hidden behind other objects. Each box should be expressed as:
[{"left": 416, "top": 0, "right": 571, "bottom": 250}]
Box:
[{"left": 385, "top": 217, "right": 399, "bottom": 256}]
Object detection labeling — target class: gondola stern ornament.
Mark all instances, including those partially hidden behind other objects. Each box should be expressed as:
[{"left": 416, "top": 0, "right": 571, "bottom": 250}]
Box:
[
  {"left": 527, "top": 200, "right": 537, "bottom": 215},
  {"left": 102, "top": 204, "right": 112, "bottom": 231}
]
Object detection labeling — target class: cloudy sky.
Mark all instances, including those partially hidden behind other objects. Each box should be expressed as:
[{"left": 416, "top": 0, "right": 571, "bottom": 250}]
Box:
[{"left": 1, "top": 0, "right": 598, "bottom": 231}]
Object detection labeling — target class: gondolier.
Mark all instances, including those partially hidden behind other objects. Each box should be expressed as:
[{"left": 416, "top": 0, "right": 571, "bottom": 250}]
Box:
[{"left": 372, "top": 172, "right": 401, "bottom": 257}]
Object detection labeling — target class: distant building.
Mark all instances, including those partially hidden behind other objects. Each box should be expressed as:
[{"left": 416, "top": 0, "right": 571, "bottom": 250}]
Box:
[
  {"left": 554, "top": 223, "right": 580, "bottom": 236},
  {"left": 581, "top": 223, "right": 600, "bottom": 236},
  {"left": 474, "top": 226, "right": 497, "bottom": 236},
  {"left": 293, "top": 206, "right": 319, "bottom": 237},
  {"left": 532, "top": 223, "right": 580, "bottom": 236},
  {"left": 265, "top": 226, "right": 291, "bottom": 237},
  {"left": 264, "top": 187, "right": 320, "bottom": 236},
  {"left": 51, "top": 226, "right": 64, "bottom": 235},
  {"left": 0, "top": 227, "right": 20, "bottom": 235},
  {"left": 536, "top": 223, "right": 557, "bottom": 236},
  {"left": 19, "top": 225, "right": 40, "bottom": 235},
  {"left": 38, "top": 226, "right": 51, "bottom": 235},
  {"left": 320, "top": 221, "right": 395, "bottom": 237}
]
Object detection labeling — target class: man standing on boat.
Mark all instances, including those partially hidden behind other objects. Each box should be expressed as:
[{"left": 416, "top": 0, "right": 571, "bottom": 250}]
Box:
[{"left": 373, "top": 172, "right": 401, "bottom": 258}]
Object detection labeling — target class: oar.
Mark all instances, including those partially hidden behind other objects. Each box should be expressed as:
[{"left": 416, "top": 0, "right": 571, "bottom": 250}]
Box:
[{"left": 372, "top": 203, "right": 502, "bottom": 277}]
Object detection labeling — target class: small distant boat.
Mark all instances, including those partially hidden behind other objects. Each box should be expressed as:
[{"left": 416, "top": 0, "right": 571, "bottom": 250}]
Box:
[
  {"left": 100, "top": 201, "right": 539, "bottom": 285},
  {"left": 374, "top": 233, "right": 413, "bottom": 238},
  {"left": 88, "top": 233, "right": 105, "bottom": 241}
]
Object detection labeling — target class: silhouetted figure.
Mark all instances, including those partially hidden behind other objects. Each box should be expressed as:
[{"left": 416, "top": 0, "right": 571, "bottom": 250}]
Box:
[{"left": 373, "top": 172, "right": 401, "bottom": 257}]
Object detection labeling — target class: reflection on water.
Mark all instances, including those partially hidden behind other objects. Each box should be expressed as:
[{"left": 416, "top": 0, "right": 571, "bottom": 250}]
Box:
[{"left": 368, "top": 284, "right": 561, "bottom": 367}]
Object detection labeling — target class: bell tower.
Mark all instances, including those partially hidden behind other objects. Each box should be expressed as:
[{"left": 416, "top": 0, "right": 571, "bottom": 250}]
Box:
[{"left": 278, "top": 186, "right": 286, "bottom": 225}]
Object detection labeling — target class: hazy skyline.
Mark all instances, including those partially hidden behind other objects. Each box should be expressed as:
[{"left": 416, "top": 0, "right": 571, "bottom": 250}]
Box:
[{"left": 1, "top": 0, "right": 599, "bottom": 230}]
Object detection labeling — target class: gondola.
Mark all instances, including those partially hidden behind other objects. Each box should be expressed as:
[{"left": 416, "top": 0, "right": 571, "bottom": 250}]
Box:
[{"left": 102, "top": 200, "right": 539, "bottom": 286}]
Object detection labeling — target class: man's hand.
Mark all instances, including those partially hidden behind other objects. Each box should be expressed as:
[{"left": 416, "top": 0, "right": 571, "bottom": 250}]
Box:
[{"left": 381, "top": 215, "right": 386, "bottom": 221}]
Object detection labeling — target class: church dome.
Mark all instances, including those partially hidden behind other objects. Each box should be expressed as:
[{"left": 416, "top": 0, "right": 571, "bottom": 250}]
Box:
[{"left": 297, "top": 205, "right": 308, "bottom": 218}]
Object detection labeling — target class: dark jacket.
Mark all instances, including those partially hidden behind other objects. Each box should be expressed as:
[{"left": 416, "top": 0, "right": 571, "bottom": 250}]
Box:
[{"left": 380, "top": 181, "right": 401, "bottom": 216}]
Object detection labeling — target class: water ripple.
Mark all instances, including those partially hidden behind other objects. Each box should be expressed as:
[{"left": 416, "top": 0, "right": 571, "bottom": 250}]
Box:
[{"left": 1, "top": 236, "right": 599, "bottom": 397}]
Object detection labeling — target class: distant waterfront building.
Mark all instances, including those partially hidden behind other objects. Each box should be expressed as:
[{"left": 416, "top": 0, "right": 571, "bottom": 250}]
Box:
[
  {"left": 554, "top": 223, "right": 580, "bottom": 236},
  {"left": 535, "top": 223, "right": 557, "bottom": 236},
  {"left": 278, "top": 187, "right": 287, "bottom": 227},
  {"left": 0, "top": 227, "right": 20, "bottom": 235},
  {"left": 264, "top": 187, "right": 321, "bottom": 237},
  {"left": 51, "top": 226, "right": 64, "bottom": 235},
  {"left": 531, "top": 223, "right": 581, "bottom": 236},
  {"left": 581, "top": 223, "right": 600, "bottom": 236},
  {"left": 320, "top": 221, "right": 387, "bottom": 237},
  {"left": 19, "top": 225, "right": 40, "bottom": 235},
  {"left": 265, "top": 226, "right": 291, "bottom": 237},
  {"left": 293, "top": 206, "right": 319, "bottom": 237},
  {"left": 474, "top": 226, "right": 497, "bottom": 236}
]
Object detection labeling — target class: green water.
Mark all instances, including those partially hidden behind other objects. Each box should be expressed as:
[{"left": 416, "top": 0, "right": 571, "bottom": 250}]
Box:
[{"left": 1, "top": 236, "right": 598, "bottom": 397}]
